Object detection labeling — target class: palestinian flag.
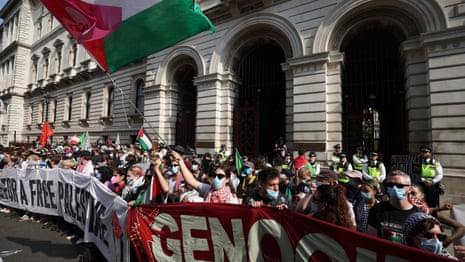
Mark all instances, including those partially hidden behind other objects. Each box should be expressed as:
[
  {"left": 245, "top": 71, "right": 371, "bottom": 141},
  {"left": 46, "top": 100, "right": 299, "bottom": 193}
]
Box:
[
  {"left": 40, "top": 0, "right": 215, "bottom": 73},
  {"left": 137, "top": 126, "right": 152, "bottom": 151}
]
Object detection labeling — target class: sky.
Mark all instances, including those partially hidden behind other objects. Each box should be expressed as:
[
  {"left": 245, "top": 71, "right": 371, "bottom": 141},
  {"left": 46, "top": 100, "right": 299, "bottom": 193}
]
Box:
[{"left": 0, "top": 0, "right": 6, "bottom": 23}]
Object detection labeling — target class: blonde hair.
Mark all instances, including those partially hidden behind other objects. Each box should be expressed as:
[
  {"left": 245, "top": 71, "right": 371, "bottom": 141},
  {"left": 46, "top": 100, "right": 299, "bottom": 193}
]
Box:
[{"left": 298, "top": 167, "right": 311, "bottom": 179}]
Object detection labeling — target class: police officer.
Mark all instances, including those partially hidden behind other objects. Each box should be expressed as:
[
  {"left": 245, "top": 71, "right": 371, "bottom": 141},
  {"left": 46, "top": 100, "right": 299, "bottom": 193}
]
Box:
[
  {"left": 333, "top": 153, "right": 353, "bottom": 184},
  {"left": 330, "top": 144, "right": 342, "bottom": 170},
  {"left": 218, "top": 144, "right": 227, "bottom": 163},
  {"left": 362, "top": 152, "right": 386, "bottom": 181},
  {"left": 352, "top": 146, "right": 368, "bottom": 172},
  {"left": 281, "top": 152, "right": 293, "bottom": 170},
  {"left": 362, "top": 152, "right": 386, "bottom": 194},
  {"left": 419, "top": 146, "right": 443, "bottom": 208},
  {"left": 307, "top": 152, "right": 320, "bottom": 178}
]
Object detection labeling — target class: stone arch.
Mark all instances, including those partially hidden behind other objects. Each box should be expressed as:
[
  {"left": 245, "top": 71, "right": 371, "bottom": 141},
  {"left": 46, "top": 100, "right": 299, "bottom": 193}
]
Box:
[
  {"left": 155, "top": 46, "right": 205, "bottom": 86},
  {"left": 313, "top": 0, "right": 447, "bottom": 54},
  {"left": 210, "top": 12, "right": 303, "bottom": 74}
]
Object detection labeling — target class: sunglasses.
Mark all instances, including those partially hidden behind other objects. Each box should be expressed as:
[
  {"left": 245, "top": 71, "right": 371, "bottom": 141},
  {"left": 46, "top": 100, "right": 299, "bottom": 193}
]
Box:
[
  {"left": 209, "top": 173, "right": 226, "bottom": 179},
  {"left": 386, "top": 182, "right": 410, "bottom": 188},
  {"left": 423, "top": 232, "right": 447, "bottom": 242}
]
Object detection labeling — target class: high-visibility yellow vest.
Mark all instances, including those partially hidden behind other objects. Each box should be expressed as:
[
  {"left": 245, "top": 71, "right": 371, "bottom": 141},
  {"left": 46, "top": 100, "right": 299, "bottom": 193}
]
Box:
[
  {"left": 309, "top": 161, "right": 319, "bottom": 177},
  {"left": 367, "top": 165, "right": 381, "bottom": 178},
  {"left": 421, "top": 161, "right": 436, "bottom": 181},
  {"left": 337, "top": 162, "right": 350, "bottom": 183},
  {"left": 353, "top": 155, "right": 366, "bottom": 171}
]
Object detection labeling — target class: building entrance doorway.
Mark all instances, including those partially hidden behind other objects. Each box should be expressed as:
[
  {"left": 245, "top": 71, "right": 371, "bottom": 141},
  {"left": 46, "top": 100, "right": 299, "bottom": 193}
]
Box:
[
  {"left": 234, "top": 44, "right": 286, "bottom": 160},
  {"left": 174, "top": 65, "right": 197, "bottom": 149},
  {"left": 341, "top": 27, "right": 408, "bottom": 168}
]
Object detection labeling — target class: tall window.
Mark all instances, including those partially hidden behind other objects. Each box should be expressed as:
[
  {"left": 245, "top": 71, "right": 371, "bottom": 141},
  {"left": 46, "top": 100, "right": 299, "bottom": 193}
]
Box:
[
  {"left": 65, "top": 95, "right": 72, "bottom": 121},
  {"left": 48, "top": 17, "right": 53, "bottom": 31},
  {"left": 31, "top": 54, "right": 39, "bottom": 82},
  {"left": 56, "top": 50, "right": 62, "bottom": 73},
  {"left": 52, "top": 99, "right": 57, "bottom": 122},
  {"left": 39, "top": 102, "right": 44, "bottom": 123},
  {"left": 43, "top": 57, "right": 49, "bottom": 79},
  {"left": 85, "top": 92, "right": 91, "bottom": 120},
  {"left": 135, "top": 79, "right": 145, "bottom": 114},
  {"left": 28, "top": 104, "right": 33, "bottom": 126},
  {"left": 36, "top": 20, "right": 42, "bottom": 39},
  {"left": 72, "top": 44, "right": 77, "bottom": 67},
  {"left": 105, "top": 86, "right": 114, "bottom": 117},
  {"left": 32, "top": 62, "right": 38, "bottom": 82}
]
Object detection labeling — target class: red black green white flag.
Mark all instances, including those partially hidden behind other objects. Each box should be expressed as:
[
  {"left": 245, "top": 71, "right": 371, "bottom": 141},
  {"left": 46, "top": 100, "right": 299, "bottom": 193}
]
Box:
[
  {"left": 137, "top": 126, "right": 152, "bottom": 151},
  {"left": 40, "top": 0, "right": 215, "bottom": 73}
]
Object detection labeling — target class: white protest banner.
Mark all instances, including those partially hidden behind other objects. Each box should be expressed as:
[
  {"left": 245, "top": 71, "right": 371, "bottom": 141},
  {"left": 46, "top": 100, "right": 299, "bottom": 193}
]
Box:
[{"left": 0, "top": 167, "right": 129, "bottom": 262}]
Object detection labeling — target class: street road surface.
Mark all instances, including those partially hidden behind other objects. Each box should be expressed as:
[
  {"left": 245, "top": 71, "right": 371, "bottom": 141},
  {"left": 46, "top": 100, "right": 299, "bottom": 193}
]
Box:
[{"left": 0, "top": 211, "right": 84, "bottom": 262}]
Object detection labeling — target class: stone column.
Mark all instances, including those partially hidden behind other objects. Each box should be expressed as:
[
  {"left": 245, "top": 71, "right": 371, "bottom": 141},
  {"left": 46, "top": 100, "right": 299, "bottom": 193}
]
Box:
[
  {"left": 423, "top": 28, "right": 465, "bottom": 173},
  {"left": 144, "top": 83, "right": 170, "bottom": 145},
  {"left": 194, "top": 72, "right": 241, "bottom": 154},
  {"left": 285, "top": 52, "right": 341, "bottom": 163},
  {"left": 401, "top": 38, "right": 430, "bottom": 151}
]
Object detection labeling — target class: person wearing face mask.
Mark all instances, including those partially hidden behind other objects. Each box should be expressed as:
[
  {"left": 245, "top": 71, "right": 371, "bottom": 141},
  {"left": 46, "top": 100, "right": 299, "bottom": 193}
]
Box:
[
  {"left": 165, "top": 158, "right": 185, "bottom": 202},
  {"left": 354, "top": 180, "right": 379, "bottom": 233},
  {"left": 190, "top": 158, "right": 202, "bottom": 181},
  {"left": 343, "top": 170, "right": 363, "bottom": 204},
  {"left": 237, "top": 161, "right": 259, "bottom": 200},
  {"left": 122, "top": 165, "right": 146, "bottom": 206},
  {"left": 403, "top": 212, "right": 458, "bottom": 259},
  {"left": 171, "top": 151, "right": 238, "bottom": 204},
  {"left": 367, "top": 170, "right": 421, "bottom": 243},
  {"left": 295, "top": 169, "right": 339, "bottom": 214},
  {"left": 244, "top": 167, "right": 291, "bottom": 210}
]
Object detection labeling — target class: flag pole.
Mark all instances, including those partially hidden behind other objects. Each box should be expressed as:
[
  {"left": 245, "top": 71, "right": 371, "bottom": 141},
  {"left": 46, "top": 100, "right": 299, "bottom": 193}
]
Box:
[{"left": 104, "top": 72, "right": 168, "bottom": 147}]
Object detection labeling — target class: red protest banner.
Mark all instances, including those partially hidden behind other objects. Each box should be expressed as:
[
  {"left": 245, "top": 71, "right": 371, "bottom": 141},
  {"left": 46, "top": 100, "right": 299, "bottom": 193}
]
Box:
[{"left": 127, "top": 203, "right": 454, "bottom": 261}]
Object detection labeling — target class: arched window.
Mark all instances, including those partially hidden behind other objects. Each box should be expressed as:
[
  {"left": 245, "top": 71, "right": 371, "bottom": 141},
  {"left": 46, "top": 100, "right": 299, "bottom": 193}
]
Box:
[{"left": 135, "top": 79, "right": 144, "bottom": 114}]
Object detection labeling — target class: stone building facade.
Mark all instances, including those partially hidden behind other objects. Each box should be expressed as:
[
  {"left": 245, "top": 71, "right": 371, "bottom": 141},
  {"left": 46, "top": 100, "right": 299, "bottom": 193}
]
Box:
[{"left": 1, "top": 0, "right": 465, "bottom": 202}]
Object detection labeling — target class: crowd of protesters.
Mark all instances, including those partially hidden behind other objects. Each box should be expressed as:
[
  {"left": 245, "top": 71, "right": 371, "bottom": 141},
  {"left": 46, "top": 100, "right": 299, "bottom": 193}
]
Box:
[{"left": 0, "top": 140, "right": 465, "bottom": 260}]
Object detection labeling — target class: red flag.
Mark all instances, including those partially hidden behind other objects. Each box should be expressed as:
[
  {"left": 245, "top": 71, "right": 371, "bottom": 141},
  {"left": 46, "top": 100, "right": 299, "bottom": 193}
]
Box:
[
  {"left": 150, "top": 169, "right": 163, "bottom": 202},
  {"left": 39, "top": 121, "right": 54, "bottom": 146},
  {"left": 106, "top": 135, "right": 111, "bottom": 145}
]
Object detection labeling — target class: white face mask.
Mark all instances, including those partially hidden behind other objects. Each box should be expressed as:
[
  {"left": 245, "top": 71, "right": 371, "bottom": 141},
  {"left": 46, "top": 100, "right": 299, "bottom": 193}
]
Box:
[{"left": 192, "top": 164, "right": 199, "bottom": 171}]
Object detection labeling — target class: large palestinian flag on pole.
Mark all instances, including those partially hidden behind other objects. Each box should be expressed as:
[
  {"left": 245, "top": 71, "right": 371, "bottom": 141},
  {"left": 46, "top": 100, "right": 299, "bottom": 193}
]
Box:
[{"left": 40, "top": 0, "right": 215, "bottom": 73}]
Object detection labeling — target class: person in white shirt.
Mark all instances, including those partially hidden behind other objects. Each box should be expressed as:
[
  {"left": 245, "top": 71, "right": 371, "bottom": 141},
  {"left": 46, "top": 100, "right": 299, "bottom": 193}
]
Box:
[{"left": 76, "top": 150, "right": 94, "bottom": 176}]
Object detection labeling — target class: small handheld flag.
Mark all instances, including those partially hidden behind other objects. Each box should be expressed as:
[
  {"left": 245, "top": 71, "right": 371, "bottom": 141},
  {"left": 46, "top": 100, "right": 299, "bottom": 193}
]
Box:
[{"left": 137, "top": 126, "right": 152, "bottom": 151}]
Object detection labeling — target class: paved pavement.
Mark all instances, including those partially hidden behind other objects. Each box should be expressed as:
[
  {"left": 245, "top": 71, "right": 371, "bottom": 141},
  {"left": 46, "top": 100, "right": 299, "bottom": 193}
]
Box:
[{"left": 0, "top": 211, "right": 85, "bottom": 262}]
